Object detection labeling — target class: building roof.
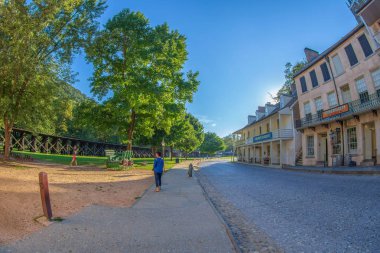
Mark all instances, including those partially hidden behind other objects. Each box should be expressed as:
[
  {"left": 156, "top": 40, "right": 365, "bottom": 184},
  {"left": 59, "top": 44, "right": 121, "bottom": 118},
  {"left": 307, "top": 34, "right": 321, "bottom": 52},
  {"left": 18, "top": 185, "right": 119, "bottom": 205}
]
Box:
[
  {"left": 232, "top": 96, "right": 296, "bottom": 134},
  {"left": 294, "top": 24, "right": 364, "bottom": 78}
]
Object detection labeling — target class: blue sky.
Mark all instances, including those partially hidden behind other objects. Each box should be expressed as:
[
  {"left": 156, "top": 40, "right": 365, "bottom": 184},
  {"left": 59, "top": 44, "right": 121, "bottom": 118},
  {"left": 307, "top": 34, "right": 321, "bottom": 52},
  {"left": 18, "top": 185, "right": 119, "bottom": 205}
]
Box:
[{"left": 72, "top": 0, "right": 358, "bottom": 137}]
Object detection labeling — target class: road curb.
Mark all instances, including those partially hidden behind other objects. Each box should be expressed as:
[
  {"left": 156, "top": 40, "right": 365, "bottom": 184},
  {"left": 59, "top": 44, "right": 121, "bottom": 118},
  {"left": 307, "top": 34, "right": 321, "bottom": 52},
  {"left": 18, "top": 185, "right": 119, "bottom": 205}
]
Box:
[
  {"left": 234, "top": 162, "right": 380, "bottom": 175},
  {"left": 195, "top": 170, "right": 241, "bottom": 253}
]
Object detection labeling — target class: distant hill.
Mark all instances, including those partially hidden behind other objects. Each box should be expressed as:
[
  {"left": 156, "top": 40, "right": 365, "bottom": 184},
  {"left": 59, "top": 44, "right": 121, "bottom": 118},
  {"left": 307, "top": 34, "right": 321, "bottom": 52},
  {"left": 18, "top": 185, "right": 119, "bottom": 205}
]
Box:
[{"left": 58, "top": 82, "right": 89, "bottom": 103}]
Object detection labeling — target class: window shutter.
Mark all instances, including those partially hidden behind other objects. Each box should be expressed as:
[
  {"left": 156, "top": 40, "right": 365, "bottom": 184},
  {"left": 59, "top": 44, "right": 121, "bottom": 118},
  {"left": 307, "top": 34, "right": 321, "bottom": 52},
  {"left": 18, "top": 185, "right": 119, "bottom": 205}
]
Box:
[
  {"left": 358, "top": 34, "right": 373, "bottom": 58},
  {"left": 300, "top": 76, "right": 307, "bottom": 93},
  {"left": 344, "top": 44, "right": 358, "bottom": 66},
  {"left": 309, "top": 70, "right": 319, "bottom": 88},
  {"left": 320, "top": 63, "right": 331, "bottom": 82}
]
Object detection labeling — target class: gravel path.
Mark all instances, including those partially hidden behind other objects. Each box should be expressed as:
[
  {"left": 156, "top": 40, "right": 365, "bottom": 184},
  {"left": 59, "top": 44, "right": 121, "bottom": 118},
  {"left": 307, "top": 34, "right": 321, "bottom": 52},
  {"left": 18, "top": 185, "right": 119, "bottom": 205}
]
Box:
[{"left": 198, "top": 161, "right": 380, "bottom": 253}]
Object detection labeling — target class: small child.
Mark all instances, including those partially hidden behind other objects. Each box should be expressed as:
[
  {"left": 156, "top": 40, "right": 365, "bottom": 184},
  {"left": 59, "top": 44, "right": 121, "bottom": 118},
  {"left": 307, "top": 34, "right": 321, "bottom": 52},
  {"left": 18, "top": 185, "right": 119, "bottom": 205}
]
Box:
[
  {"left": 153, "top": 152, "right": 164, "bottom": 192},
  {"left": 70, "top": 145, "right": 78, "bottom": 166}
]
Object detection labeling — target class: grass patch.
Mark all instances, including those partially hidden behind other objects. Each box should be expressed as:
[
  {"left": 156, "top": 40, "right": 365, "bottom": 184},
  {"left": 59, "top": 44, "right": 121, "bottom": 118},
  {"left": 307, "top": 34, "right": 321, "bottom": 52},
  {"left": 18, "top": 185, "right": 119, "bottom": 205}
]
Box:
[
  {"left": 12, "top": 150, "right": 194, "bottom": 171},
  {"left": 51, "top": 217, "right": 64, "bottom": 222}
]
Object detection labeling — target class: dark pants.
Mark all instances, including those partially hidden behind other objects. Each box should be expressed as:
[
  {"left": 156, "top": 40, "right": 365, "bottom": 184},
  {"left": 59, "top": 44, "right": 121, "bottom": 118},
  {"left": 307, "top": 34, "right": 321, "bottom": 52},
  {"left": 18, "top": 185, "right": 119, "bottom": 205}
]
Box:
[{"left": 154, "top": 172, "right": 162, "bottom": 187}]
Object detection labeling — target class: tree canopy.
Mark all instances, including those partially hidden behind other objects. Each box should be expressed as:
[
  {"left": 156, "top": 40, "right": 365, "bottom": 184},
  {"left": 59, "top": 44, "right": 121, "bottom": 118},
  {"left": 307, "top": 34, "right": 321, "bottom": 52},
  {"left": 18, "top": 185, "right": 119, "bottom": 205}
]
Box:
[
  {"left": 200, "top": 132, "right": 226, "bottom": 155},
  {"left": 86, "top": 9, "right": 200, "bottom": 150},
  {"left": 0, "top": 0, "right": 106, "bottom": 159},
  {"left": 271, "top": 61, "right": 307, "bottom": 102}
]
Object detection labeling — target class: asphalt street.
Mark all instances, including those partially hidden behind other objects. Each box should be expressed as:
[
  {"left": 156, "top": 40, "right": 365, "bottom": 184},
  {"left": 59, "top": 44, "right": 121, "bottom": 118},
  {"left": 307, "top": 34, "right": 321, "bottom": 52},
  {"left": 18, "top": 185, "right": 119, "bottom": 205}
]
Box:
[{"left": 199, "top": 161, "right": 380, "bottom": 253}]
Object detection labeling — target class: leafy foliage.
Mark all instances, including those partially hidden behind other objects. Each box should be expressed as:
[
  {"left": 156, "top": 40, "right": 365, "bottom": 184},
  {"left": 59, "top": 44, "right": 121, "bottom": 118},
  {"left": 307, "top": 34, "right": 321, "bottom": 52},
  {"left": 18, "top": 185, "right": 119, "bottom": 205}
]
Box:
[
  {"left": 271, "top": 61, "right": 307, "bottom": 102},
  {"left": 86, "top": 9, "right": 199, "bottom": 149},
  {"left": 200, "top": 132, "right": 226, "bottom": 155},
  {"left": 0, "top": 0, "right": 106, "bottom": 158}
]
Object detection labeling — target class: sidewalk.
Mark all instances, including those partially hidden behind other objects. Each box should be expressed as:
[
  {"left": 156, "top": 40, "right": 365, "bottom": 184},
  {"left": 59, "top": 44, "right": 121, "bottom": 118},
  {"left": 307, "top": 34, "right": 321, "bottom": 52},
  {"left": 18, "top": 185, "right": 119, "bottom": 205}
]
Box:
[{"left": 1, "top": 167, "right": 234, "bottom": 253}]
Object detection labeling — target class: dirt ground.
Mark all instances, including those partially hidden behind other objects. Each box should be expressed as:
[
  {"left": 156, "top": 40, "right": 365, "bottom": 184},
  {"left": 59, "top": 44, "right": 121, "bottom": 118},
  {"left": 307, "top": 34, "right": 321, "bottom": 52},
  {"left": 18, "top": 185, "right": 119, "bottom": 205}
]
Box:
[{"left": 0, "top": 161, "right": 154, "bottom": 245}]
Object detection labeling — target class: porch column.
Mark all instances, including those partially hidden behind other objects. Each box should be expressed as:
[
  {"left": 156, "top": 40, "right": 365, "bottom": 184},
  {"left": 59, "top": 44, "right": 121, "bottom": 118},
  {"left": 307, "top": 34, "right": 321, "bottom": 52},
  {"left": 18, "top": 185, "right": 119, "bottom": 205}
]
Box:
[
  {"left": 280, "top": 140, "right": 283, "bottom": 166},
  {"left": 375, "top": 119, "right": 380, "bottom": 165},
  {"left": 261, "top": 143, "right": 264, "bottom": 165},
  {"left": 270, "top": 141, "right": 273, "bottom": 165}
]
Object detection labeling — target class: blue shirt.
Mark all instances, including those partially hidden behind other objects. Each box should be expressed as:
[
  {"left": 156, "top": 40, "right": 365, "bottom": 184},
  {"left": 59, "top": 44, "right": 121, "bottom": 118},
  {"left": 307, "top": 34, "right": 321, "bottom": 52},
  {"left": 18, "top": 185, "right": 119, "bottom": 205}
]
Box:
[{"left": 153, "top": 157, "right": 164, "bottom": 173}]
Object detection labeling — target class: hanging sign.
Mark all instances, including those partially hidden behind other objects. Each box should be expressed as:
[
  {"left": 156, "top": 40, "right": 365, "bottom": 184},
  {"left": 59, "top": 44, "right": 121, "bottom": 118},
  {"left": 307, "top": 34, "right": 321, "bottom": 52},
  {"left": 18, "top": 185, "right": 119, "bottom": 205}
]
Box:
[
  {"left": 253, "top": 132, "right": 273, "bottom": 143},
  {"left": 322, "top": 104, "right": 349, "bottom": 119}
]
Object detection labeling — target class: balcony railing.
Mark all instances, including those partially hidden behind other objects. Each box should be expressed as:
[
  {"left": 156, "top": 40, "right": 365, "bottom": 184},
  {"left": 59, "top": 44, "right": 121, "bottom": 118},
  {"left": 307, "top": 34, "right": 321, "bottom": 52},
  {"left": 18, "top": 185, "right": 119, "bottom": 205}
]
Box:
[
  {"left": 272, "top": 129, "right": 293, "bottom": 139},
  {"left": 347, "top": 0, "right": 370, "bottom": 13},
  {"left": 235, "top": 129, "right": 294, "bottom": 147},
  {"left": 296, "top": 92, "right": 380, "bottom": 129}
]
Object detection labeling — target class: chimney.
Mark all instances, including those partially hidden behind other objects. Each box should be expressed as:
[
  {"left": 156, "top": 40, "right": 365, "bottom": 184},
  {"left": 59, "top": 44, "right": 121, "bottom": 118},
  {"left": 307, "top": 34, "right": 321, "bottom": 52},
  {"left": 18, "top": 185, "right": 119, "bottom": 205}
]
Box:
[
  {"left": 248, "top": 115, "right": 256, "bottom": 124},
  {"left": 256, "top": 106, "right": 265, "bottom": 120},
  {"left": 304, "top": 48, "right": 319, "bottom": 63}
]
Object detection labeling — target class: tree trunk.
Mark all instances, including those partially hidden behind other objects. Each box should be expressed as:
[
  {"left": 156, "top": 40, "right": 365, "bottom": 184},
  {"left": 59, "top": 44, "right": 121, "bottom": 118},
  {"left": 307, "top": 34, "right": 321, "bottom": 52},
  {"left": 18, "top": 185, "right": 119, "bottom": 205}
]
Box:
[
  {"left": 170, "top": 146, "right": 173, "bottom": 161},
  {"left": 126, "top": 110, "right": 136, "bottom": 151},
  {"left": 3, "top": 117, "right": 13, "bottom": 160}
]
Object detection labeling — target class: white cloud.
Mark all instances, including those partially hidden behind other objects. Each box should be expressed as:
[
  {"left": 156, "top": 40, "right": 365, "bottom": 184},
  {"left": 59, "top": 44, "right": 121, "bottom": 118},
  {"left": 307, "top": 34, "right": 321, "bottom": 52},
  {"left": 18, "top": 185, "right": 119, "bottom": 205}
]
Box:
[{"left": 211, "top": 123, "right": 217, "bottom": 127}]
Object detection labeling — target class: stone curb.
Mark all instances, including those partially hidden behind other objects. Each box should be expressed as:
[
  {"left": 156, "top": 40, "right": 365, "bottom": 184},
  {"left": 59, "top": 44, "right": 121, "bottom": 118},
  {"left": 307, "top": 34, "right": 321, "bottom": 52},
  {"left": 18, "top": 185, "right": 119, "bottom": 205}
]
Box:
[{"left": 234, "top": 161, "right": 380, "bottom": 175}]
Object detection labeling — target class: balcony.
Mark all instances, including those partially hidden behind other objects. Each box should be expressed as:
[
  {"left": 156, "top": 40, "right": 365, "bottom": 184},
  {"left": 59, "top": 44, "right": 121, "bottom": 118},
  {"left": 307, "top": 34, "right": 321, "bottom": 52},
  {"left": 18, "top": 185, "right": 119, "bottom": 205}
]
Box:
[
  {"left": 235, "top": 139, "right": 246, "bottom": 146},
  {"left": 244, "top": 129, "right": 294, "bottom": 145},
  {"left": 296, "top": 92, "right": 380, "bottom": 129},
  {"left": 348, "top": 0, "right": 380, "bottom": 26}
]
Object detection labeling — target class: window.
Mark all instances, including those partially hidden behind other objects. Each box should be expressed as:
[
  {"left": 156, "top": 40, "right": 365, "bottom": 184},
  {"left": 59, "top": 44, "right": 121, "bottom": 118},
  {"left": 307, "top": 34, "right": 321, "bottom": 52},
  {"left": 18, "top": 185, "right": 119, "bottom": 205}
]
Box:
[
  {"left": 355, "top": 77, "right": 369, "bottom": 103},
  {"left": 332, "top": 54, "right": 344, "bottom": 76},
  {"left": 344, "top": 44, "right": 358, "bottom": 66},
  {"left": 314, "top": 97, "right": 323, "bottom": 119},
  {"left": 371, "top": 68, "right": 380, "bottom": 97},
  {"left": 304, "top": 101, "right": 312, "bottom": 114},
  {"left": 320, "top": 62, "right": 331, "bottom": 82},
  {"left": 277, "top": 118, "right": 280, "bottom": 129},
  {"left": 266, "top": 123, "right": 270, "bottom": 132},
  {"left": 358, "top": 34, "right": 373, "bottom": 58},
  {"left": 259, "top": 126, "right": 262, "bottom": 135},
  {"left": 300, "top": 76, "right": 307, "bottom": 93},
  {"left": 327, "top": 92, "right": 338, "bottom": 108},
  {"left": 340, "top": 85, "right": 352, "bottom": 103},
  {"left": 347, "top": 127, "right": 357, "bottom": 153},
  {"left": 332, "top": 129, "right": 342, "bottom": 155},
  {"left": 306, "top": 136, "right": 314, "bottom": 156},
  {"left": 309, "top": 70, "right": 319, "bottom": 88}
]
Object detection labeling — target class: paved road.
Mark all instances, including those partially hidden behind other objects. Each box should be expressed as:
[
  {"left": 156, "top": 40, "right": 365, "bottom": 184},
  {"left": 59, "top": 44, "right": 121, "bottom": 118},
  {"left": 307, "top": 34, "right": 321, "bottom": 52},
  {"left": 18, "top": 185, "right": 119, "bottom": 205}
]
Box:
[{"left": 199, "top": 161, "right": 380, "bottom": 253}]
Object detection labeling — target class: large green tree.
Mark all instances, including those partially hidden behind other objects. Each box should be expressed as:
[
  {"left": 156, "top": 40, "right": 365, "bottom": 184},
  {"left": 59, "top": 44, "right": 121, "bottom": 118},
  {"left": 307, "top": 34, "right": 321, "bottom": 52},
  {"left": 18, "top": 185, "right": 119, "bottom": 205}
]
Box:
[
  {"left": 86, "top": 9, "right": 199, "bottom": 150},
  {"left": 0, "top": 0, "right": 105, "bottom": 159},
  {"left": 200, "top": 132, "right": 226, "bottom": 155},
  {"left": 271, "top": 61, "right": 307, "bottom": 102}
]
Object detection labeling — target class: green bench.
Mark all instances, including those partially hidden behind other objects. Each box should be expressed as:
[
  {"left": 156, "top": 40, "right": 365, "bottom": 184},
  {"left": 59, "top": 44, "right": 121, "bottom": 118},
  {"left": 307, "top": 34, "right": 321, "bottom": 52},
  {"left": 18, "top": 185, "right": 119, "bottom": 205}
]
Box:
[{"left": 105, "top": 150, "right": 134, "bottom": 167}]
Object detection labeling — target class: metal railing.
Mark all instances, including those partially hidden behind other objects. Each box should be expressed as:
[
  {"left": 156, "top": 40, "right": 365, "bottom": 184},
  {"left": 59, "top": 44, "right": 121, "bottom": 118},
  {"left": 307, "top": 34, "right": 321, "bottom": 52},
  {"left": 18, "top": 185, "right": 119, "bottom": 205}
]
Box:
[
  {"left": 347, "top": 0, "right": 370, "bottom": 13},
  {"left": 296, "top": 92, "right": 380, "bottom": 129},
  {"left": 272, "top": 129, "right": 293, "bottom": 139}
]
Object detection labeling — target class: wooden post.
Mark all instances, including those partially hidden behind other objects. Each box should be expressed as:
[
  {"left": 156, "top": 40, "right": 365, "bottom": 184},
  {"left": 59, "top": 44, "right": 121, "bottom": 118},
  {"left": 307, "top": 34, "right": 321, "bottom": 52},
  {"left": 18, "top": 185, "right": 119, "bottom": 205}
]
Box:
[{"left": 39, "top": 172, "right": 52, "bottom": 220}]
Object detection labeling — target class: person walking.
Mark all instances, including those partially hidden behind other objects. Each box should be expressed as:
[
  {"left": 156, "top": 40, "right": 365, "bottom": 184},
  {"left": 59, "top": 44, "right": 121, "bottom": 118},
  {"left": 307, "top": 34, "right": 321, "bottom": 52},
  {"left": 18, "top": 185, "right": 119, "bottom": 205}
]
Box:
[
  {"left": 153, "top": 151, "right": 164, "bottom": 192},
  {"left": 70, "top": 145, "right": 78, "bottom": 166}
]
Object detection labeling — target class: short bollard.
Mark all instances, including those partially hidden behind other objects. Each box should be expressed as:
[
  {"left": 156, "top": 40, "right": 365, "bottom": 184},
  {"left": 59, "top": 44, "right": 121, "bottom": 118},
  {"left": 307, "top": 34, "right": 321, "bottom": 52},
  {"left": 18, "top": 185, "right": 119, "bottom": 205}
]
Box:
[
  {"left": 188, "top": 163, "right": 193, "bottom": 177},
  {"left": 39, "top": 172, "right": 52, "bottom": 220}
]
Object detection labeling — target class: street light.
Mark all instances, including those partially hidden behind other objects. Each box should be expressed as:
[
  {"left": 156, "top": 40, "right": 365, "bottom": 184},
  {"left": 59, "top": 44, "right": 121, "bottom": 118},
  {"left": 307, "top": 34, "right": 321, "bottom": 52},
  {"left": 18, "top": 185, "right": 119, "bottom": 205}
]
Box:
[{"left": 161, "top": 138, "right": 165, "bottom": 159}]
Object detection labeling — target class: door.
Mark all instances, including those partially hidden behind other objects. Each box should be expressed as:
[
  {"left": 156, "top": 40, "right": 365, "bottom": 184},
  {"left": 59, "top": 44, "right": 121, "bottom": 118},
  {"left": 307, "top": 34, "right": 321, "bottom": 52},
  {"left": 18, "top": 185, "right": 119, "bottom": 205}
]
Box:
[
  {"left": 363, "top": 123, "right": 374, "bottom": 160},
  {"left": 319, "top": 135, "right": 327, "bottom": 162}
]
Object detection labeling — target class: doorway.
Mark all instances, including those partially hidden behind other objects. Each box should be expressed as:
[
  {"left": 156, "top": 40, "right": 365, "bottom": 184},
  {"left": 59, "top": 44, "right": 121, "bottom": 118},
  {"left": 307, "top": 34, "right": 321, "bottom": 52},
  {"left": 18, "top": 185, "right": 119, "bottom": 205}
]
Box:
[
  {"left": 319, "top": 133, "right": 328, "bottom": 162},
  {"left": 363, "top": 122, "right": 376, "bottom": 161}
]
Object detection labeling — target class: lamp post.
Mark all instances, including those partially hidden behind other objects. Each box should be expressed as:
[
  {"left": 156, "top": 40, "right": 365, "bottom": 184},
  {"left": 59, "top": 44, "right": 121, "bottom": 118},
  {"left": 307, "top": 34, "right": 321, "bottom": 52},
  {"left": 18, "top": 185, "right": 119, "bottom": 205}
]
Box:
[{"left": 161, "top": 138, "right": 165, "bottom": 159}]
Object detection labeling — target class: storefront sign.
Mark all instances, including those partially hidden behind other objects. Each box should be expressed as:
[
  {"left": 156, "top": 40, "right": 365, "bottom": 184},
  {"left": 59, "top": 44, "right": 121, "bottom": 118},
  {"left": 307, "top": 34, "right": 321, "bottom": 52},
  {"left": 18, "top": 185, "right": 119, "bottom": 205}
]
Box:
[
  {"left": 322, "top": 104, "right": 349, "bottom": 119},
  {"left": 253, "top": 132, "right": 273, "bottom": 143}
]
